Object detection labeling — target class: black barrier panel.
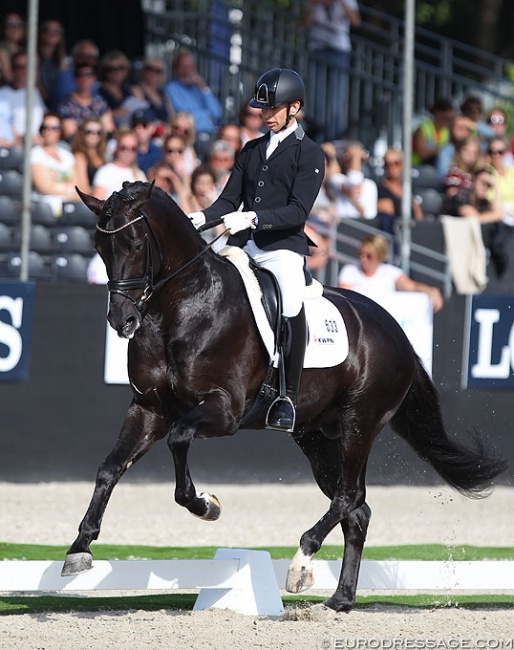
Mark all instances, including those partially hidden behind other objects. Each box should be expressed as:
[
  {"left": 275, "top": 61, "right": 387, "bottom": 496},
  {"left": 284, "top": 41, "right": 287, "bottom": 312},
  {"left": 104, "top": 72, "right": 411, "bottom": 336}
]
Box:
[
  {"left": 0, "top": 282, "right": 36, "bottom": 381},
  {"left": 0, "top": 285, "right": 512, "bottom": 484}
]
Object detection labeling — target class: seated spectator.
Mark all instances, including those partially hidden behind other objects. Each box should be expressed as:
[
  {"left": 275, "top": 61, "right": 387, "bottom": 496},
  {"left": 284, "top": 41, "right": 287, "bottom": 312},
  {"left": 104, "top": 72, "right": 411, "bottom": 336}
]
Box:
[
  {"left": 37, "top": 19, "right": 66, "bottom": 105},
  {"left": 0, "top": 50, "right": 46, "bottom": 144},
  {"left": 0, "top": 12, "right": 26, "bottom": 86},
  {"left": 50, "top": 39, "right": 99, "bottom": 110},
  {"left": 377, "top": 148, "right": 424, "bottom": 234},
  {"left": 338, "top": 234, "right": 443, "bottom": 312},
  {"left": 436, "top": 114, "right": 476, "bottom": 180},
  {"left": 91, "top": 127, "right": 146, "bottom": 200},
  {"left": 97, "top": 50, "right": 135, "bottom": 128},
  {"left": 168, "top": 111, "right": 200, "bottom": 176},
  {"left": 305, "top": 219, "right": 330, "bottom": 277},
  {"left": 325, "top": 141, "right": 377, "bottom": 220},
  {"left": 486, "top": 136, "right": 514, "bottom": 215},
  {"left": 217, "top": 122, "right": 243, "bottom": 157},
  {"left": 0, "top": 94, "right": 16, "bottom": 146},
  {"left": 238, "top": 102, "right": 264, "bottom": 146},
  {"left": 205, "top": 139, "right": 235, "bottom": 193},
  {"left": 131, "top": 108, "right": 162, "bottom": 173},
  {"left": 308, "top": 148, "right": 339, "bottom": 226},
  {"left": 58, "top": 62, "right": 115, "bottom": 142},
  {"left": 30, "top": 113, "right": 80, "bottom": 216},
  {"left": 130, "top": 56, "right": 173, "bottom": 126},
  {"left": 442, "top": 135, "right": 483, "bottom": 209},
  {"left": 485, "top": 108, "right": 514, "bottom": 167},
  {"left": 147, "top": 160, "right": 192, "bottom": 212},
  {"left": 412, "top": 98, "right": 454, "bottom": 167},
  {"left": 459, "top": 95, "right": 494, "bottom": 153},
  {"left": 443, "top": 167, "right": 511, "bottom": 277},
  {"left": 161, "top": 133, "right": 191, "bottom": 185},
  {"left": 189, "top": 163, "right": 219, "bottom": 212},
  {"left": 71, "top": 117, "right": 107, "bottom": 192},
  {"left": 164, "top": 49, "right": 222, "bottom": 159}
]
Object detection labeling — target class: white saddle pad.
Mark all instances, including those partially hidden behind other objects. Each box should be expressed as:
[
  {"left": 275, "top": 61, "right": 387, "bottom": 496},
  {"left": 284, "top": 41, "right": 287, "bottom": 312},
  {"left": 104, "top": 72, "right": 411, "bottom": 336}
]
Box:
[{"left": 219, "top": 247, "right": 349, "bottom": 368}]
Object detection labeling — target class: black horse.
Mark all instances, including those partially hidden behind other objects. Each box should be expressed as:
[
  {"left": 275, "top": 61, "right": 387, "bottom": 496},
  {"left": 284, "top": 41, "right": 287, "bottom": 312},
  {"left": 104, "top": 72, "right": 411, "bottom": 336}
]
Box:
[{"left": 62, "top": 181, "right": 506, "bottom": 613}]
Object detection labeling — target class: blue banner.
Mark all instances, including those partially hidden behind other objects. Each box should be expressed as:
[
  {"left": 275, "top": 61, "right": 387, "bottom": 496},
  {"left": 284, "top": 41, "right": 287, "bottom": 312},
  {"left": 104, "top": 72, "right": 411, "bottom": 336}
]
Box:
[
  {"left": 0, "top": 282, "right": 35, "bottom": 382},
  {"left": 465, "top": 294, "right": 514, "bottom": 389}
]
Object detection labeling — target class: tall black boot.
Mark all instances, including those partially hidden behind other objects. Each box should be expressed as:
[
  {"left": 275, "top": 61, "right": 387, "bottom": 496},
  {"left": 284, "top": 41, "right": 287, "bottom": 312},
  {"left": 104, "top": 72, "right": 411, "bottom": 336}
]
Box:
[{"left": 266, "top": 306, "right": 307, "bottom": 432}]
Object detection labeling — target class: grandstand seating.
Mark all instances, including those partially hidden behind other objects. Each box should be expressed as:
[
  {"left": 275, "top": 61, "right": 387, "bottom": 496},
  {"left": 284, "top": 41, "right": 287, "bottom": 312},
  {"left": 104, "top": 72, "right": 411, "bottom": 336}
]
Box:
[
  {"left": 53, "top": 226, "right": 94, "bottom": 255},
  {"left": 0, "top": 169, "right": 23, "bottom": 198},
  {"left": 0, "top": 195, "right": 19, "bottom": 226},
  {"left": 61, "top": 201, "right": 96, "bottom": 230},
  {"left": 53, "top": 254, "right": 90, "bottom": 282},
  {"left": 4, "top": 251, "right": 53, "bottom": 281},
  {"left": 0, "top": 147, "right": 23, "bottom": 172}
]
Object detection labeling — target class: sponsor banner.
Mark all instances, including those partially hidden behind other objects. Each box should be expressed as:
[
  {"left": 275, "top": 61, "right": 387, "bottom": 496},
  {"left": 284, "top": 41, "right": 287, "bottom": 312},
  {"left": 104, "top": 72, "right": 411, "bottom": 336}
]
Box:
[
  {"left": 464, "top": 294, "right": 514, "bottom": 389},
  {"left": 0, "top": 282, "right": 36, "bottom": 382},
  {"left": 103, "top": 291, "right": 434, "bottom": 384}
]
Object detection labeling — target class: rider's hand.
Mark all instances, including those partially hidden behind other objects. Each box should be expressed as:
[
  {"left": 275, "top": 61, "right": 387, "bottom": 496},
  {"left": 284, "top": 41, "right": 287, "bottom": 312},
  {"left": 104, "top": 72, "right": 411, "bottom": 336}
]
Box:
[
  {"left": 187, "top": 211, "right": 206, "bottom": 229},
  {"left": 222, "top": 211, "right": 257, "bottom": 235}
]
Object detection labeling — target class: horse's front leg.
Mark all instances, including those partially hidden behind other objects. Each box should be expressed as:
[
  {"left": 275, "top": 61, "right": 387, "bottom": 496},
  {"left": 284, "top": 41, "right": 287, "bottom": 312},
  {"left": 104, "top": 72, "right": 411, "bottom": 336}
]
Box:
[
  {"left": 62, "top": 403, "right": 166, "bottom": 576},
  {"left": 168, "top": 389, "right": 240, "bottom": 520}
]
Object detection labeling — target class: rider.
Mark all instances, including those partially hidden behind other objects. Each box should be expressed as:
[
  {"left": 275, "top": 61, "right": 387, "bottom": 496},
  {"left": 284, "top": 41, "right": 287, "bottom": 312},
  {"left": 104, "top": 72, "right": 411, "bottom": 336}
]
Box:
[{"left": 188, "top": 68, "right": 325, "bottom": 432}]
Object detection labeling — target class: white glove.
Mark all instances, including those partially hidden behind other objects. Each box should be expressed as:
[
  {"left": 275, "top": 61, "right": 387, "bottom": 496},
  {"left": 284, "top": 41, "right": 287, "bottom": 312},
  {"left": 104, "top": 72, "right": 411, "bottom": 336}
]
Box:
[
  {"left": 187, "top": 211, "right": 206, "bottom": 229},
  {"left": 222, "top": 211, "right": 257, "bottom": 235}
]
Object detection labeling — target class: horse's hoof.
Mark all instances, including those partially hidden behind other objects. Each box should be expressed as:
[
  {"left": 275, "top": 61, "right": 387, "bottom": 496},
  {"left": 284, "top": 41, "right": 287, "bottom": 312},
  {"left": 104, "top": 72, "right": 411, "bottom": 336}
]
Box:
[
  {"left": 193, "top": 492, "right": 221, "bottom": 521},
  {"left": 282, "top": 602, "right": 337, "bottom": 622},
  {"left": 61, "top": 552, "right": 93, "bottom": 577},
  {"left": 285, "top": 550, "right": 314, "bottom": 593}
]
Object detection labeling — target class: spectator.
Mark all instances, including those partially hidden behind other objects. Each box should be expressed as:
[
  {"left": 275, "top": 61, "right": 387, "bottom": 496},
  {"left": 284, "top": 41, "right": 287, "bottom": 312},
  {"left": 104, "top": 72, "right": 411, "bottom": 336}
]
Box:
[
  {"left": 168, "top": 111, "right": 199, "bottom": 176},
  {"left": 164, "top": 49, "right": 222, "bottom": 159},
  {"left": 131, "top": 108, "right": 162, "bottom": 173},
  {"left": 308, "top": 148, "right": 339, "bottom": 226},
  {"left": 50, "top": 39, "right": 99, "bottom": 110},
  {"left": 305, "top": 219, "right": 330, "bottom": 276},
  {"left": 486, "top": 108, "right": 514, "bottom": 167},
  {"left": 0, "top": 50, "right": 46, "bottom": 144},
  {"left": 161, "top": 133, "right": 190, "bottom": 184},
  {"left": 92, "top": 127, "right": 146, "bottom": 200},
  {"left": 442, "top": 135, "right": 483, "bottom": 208},
  {"left": 0, "top": 94, "right": 16, "bottom": 146},
  {"left": 377, "top": 148, "right": 424, "bottom": 234},
  {"left": 459, "top": 95, "right": 495, "bottom": 153},
  {"left": 71, "top": 117, "right": 107, "bottom": 192},
  {"left": 217, "top": 122, "right": 243, "bottom": 156},
  {"left": 97, "top": 50, "right": 135, "bottom": 127},
  {"left": 436, "top": 114, "right": 476, "bottom": 180},
  {"left": 30, "top": 113, "right": 80, "bottom": 216},
  {"left": 0, "top": 12, "right": 26, "bottom": 85},
  {"left": 443, "top": 167, "right": 511, "bottom": 277},
  {"left": 486, "top": 135, "right": 514, "bottom": 216},
  {"left": 87, "top": 253, "right": 108, "bottom": 284},
  {"left": 303, "top": 0, "right": 361, "bottom": 141},
  {"left": 147, "top": 160, "right": 192, "bottom": 212},
  {"left": 412, "top": 97, "right": 454, "bottom": 167},
  {"left": 338, "top": 234, "right": 443, "bottom": 312},
  {"left": 130, "top": 56, "right": 173, "bottom": 126},
  {"left": 325, "top": 140, "right": 377, "bottom": 220},
  {"left": 238, "top": 102, "right": 264, "bottom": 146},
  {"left": 205, "top": 139, "right": 235, "bottom": 193},
  {"left": 189, "top": 163, "right": 219, "bottom": 211},
  {"left": 58, "top": 62, "right": 115, "bottom": 143},
  {"left": 37, "top": 19, "right": 66, "bottom": 105}
]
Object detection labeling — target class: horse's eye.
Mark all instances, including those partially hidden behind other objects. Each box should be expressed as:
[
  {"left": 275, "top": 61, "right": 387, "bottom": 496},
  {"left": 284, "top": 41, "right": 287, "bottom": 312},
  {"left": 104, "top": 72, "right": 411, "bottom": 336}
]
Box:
[{"left": 132, "top": 240, "right": 143, "bottom": 253}]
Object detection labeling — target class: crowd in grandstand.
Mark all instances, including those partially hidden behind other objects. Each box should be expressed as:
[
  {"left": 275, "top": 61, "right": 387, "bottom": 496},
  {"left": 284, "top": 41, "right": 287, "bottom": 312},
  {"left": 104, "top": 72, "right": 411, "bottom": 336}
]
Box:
[{"left": 0, "top": 9, "right": 513, "bottom": 291}]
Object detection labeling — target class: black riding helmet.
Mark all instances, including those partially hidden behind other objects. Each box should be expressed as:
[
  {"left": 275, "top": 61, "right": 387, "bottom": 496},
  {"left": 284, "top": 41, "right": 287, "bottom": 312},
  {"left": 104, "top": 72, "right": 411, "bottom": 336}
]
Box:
[{"left": 249, "top": 68, "right": 305, "bottom": 109}]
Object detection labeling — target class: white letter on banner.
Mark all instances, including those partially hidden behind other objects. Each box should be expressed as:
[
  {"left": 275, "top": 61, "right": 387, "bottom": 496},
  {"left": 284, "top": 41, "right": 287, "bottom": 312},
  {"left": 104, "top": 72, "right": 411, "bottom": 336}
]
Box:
[
  {"left": 0, "top": 296, "right": 23, "bottom": 372},
  {"left": 471, "top": 308, "right": 511, "bottom": 378}
]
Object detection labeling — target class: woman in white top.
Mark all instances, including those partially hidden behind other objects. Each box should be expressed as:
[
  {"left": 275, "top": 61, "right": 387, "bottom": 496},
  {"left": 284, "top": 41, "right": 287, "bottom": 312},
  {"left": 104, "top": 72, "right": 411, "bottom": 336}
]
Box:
[
  {"left": 30, "top": 113, "right": 80, "bottom": 216},
  {"left": 338, "top": 233, "right": 444, "bottom": 312},
  {"left": 92, "top": 127, "right": 146, "bottom": 200}
]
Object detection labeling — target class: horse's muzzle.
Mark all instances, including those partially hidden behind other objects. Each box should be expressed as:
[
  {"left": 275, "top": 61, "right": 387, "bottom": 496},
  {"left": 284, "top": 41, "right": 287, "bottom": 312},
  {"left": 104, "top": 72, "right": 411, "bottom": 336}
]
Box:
[{"left": 107, "top": 298, "right": 142, "bottom": 339}]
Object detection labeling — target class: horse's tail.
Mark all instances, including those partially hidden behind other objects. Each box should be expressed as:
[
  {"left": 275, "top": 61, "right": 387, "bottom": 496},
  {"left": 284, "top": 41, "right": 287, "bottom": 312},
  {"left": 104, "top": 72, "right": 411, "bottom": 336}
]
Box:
[{"left": 390, "top": 357, "right": 508, "bottom": 498}]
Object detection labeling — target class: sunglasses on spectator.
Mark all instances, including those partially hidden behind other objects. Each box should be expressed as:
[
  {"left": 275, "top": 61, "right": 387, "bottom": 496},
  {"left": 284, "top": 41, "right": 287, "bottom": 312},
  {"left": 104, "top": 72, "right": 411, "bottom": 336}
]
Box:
[
  {"left": 42, "top": 124, "right": 62, "bottom": 131},
  {"left": 145, "top": 65, "right": 164, "bottom": 73},
  {"left": 171, "top": 125, "right": 189, "bottom": 134},
  {"left": 488, "top": 149, "right": 506, "bottom": 155},
  {"left": 488, "top": 115, "right": 506, "bottom": 125},
  {"left": 119, "top": 145, "right": 137, "bottom": 152},
  {"left": 166, "top": 148, "right": 184, "bottom": 154},
  {"left": 76, "top": 50, "right": 98, "bottom": 58},
  {"left": 6, "top": 20, "right": 24, "bottom": 28},
  {"left": 43, "top": 27, "right": 63, "bottom": 35},
  {"left": 106, "top": 65, "right": 127, "bottom": 72},
  {"left": 84, "top": 128, "right": 102, "bottom": 135},
  {"left": 76, "top": 71, "right": 95, "bottom": 78}
]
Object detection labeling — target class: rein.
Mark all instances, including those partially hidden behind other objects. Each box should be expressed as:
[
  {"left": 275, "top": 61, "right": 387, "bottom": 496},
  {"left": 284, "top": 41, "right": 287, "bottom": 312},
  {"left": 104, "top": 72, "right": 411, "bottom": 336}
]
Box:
[{"left": 98, "top": 212, "right": 227, "bottom": 311}]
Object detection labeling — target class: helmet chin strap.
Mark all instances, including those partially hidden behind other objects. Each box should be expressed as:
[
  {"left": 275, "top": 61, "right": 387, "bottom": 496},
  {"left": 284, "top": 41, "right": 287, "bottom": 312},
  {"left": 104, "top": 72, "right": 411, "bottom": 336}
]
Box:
[{"left": 281, "top": 103, "right": 295, "bottom": 130}]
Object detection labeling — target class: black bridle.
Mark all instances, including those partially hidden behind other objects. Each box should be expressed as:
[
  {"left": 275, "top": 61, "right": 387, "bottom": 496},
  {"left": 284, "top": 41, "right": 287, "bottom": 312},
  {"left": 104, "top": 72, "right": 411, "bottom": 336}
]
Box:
[{"left": 97, "top": 210, "right": 226, "bottom": 313}]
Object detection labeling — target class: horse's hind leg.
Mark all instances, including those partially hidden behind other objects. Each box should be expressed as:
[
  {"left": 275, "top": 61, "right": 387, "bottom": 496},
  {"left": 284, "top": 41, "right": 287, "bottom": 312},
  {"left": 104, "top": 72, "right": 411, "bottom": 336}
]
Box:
[{"left": 62, "top": 404, "right": 166, "bottom": 576}]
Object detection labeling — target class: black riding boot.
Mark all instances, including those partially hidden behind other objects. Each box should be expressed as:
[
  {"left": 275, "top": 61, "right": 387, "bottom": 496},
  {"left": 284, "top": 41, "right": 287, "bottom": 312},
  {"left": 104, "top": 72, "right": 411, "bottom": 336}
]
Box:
[{"left": 266, "top": 306, "right": 307, "bottom": 432}]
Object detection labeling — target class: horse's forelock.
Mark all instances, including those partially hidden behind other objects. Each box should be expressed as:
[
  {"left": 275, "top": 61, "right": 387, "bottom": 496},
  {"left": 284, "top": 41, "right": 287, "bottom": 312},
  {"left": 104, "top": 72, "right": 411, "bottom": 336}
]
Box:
[{"left": 98, "top": 182, "right": 150, "bottom": 229}]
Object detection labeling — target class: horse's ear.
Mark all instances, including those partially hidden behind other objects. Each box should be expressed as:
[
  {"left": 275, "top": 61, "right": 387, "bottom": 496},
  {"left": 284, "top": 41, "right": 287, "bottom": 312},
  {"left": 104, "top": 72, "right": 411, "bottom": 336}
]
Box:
[
  {"left": 129, "top": 181, "right": 154, "bottom": 214},
  {"left": 75, "top": 186, "right": 105, "bottom": 217}
]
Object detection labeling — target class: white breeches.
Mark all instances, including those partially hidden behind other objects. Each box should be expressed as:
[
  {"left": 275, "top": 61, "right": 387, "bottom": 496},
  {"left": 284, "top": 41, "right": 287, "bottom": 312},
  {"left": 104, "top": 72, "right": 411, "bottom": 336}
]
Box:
[{"left": 243, "top": 240, "right": 305, "bottom": 317}]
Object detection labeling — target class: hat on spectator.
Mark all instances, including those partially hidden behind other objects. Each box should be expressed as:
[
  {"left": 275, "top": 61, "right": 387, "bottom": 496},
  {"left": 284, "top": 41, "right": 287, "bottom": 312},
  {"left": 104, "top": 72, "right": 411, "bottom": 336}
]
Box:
[{"left": 131, "top": 108, "right": 154, "bottom": 127}]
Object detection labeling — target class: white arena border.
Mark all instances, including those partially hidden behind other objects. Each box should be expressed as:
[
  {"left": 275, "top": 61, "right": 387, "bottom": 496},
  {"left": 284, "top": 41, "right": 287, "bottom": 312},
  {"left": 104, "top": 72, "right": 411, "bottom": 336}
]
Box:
[{"left": 1, "top": 548, "right": 514, "bottom": 616}]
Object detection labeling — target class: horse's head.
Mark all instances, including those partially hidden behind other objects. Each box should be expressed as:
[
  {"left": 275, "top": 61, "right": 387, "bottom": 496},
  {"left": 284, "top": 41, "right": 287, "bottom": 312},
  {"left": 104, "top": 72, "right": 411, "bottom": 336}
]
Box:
[{"left": 78, "top": 181, "right": 162, "bottom": 338}]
